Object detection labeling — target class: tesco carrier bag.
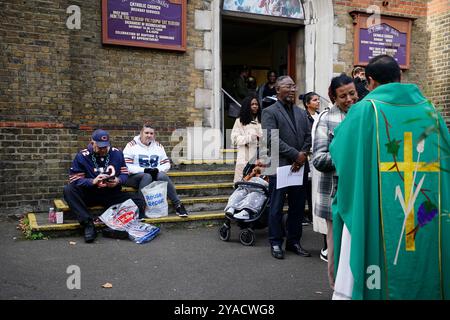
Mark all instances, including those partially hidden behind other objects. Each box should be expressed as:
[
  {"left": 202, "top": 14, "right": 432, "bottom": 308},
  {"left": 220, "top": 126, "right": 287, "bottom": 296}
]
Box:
[
  {"left": 99, "top": 199, "right": 160, "bottom": 244},
  {"left": 141, "top": 180, "right": 169, "bottom": 218}
]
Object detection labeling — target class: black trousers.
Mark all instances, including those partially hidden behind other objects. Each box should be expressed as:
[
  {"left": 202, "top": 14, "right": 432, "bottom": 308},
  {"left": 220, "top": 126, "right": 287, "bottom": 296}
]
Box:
[
  {"left": 305, "top": 178, "right": 313, "bottom": 221},
  {"left": 63, "top": 184, "right": 146, "bottom": 223},
  {"left": 268, "top": 175, "right": 306, "bottom": 247}
]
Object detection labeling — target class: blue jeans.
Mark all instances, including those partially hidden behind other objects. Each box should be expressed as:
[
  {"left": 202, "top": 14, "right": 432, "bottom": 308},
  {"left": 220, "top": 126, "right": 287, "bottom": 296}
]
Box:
[
  {"left": 268, "top": 175, "right": 306, "bottom": 247},
  {"left": 126, "top": 172, "right": 181, "bottom": 206}
]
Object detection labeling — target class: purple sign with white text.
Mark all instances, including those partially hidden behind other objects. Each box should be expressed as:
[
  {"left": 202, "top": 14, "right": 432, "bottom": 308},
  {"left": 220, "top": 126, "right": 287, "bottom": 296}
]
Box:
[
  {"left": 103, "top": 0, "right": 185, "bottom": 51},
  {"left": 359, "top": 23, "right": 407, "bottom": 65}
]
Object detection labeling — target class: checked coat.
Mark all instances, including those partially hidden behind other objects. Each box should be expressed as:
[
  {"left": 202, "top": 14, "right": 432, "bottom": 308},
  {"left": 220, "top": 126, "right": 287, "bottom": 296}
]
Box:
[{"left": 312, "top": 104, "right": 347, "bottom": 220}]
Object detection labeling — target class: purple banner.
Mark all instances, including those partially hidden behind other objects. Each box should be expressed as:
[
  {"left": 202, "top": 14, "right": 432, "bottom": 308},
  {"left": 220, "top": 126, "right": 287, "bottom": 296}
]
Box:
[
  {"left": 359, "top": 23, "right": 407, "bottom": 66},
  {"left": 105, "top": 0, "right": 182, "bottom": 47}
]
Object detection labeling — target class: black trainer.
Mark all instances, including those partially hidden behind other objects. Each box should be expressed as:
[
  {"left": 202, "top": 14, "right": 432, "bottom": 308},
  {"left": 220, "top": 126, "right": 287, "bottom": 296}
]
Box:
[
  {"left": 83, "top": 220, "right": 97, "bottom": 243},
  {"left": 271, "top": 245, "right": 285, "bottom": 259},
  {"left": 175, "top": 203, "right": 188, "bottom": 217}
]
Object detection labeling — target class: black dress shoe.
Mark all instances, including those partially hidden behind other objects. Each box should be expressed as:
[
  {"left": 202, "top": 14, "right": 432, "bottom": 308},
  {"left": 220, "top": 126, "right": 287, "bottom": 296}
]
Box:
[
  {"left": 84, "top": 221, "right": 97, "bottom": 243},
  {"left": 271, "top": 245, "right": 284, "bottom": 259},
  {"left": 285, "top": 243, "right": 311, "bottom": 257}
]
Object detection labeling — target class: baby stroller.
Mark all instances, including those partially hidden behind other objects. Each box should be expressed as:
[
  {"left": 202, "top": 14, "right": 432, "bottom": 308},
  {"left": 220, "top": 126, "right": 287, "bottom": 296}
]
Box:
[{"left": 218, "top": 161, "right": 270, "bottom": 246}]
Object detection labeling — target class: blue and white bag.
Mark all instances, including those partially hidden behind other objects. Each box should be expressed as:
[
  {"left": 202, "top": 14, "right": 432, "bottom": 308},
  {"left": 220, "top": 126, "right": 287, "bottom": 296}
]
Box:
[
  {"left": 141, "top": 180, "right": 169, "bottom": 218},
  {"left": 126, "top": 221, "right": 160, "bottom": 244}
]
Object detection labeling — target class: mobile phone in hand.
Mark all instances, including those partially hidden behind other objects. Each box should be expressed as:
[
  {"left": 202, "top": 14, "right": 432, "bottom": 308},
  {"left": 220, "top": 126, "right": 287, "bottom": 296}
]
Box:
[{"left": 101, "top": 175, "right": 115, "bottom": 182}]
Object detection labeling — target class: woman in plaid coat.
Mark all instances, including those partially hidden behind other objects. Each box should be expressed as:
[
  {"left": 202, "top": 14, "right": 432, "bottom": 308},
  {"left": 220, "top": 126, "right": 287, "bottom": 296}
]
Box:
[{"left": 312, "top": 74, "right": 358, "bottom": 290}]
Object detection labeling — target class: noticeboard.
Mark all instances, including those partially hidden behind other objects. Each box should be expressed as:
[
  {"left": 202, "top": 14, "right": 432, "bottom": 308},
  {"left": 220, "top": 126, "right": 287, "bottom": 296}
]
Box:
[
  {"left": 351, "top": 12, "right": 412, "bottom": 69},
  {"left": 102, "top": 0, "right": 186, "bottom": 52}
]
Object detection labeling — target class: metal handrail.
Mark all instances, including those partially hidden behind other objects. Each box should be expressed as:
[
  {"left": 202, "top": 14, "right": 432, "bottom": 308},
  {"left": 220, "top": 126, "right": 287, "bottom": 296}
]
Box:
[
  {"left": 316, "top": 93, "right": 332, "bottom": 105},
  {"left": 221, "top": 88, "right": 241, "bottom": 107}
]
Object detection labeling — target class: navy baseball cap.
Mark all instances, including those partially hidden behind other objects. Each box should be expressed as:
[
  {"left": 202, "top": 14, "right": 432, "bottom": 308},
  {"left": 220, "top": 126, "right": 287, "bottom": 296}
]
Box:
[{"left": 91, "top": 129, "right": 110, "bottom": 147}]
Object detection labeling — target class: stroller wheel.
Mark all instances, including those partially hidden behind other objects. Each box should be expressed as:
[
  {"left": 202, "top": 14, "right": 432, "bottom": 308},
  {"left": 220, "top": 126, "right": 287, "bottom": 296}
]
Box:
[
  {"left": 219, "top": 224, "right": 231, "bottom": 241},
  {"left": 239, "top": 228, "right": 255, "bottom": 246}
]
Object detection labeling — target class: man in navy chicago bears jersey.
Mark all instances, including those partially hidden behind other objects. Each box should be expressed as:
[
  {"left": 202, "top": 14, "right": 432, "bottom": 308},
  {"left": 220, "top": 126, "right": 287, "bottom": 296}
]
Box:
[{"left": 64, "top": 129, "right": 145, "bottom": 243}]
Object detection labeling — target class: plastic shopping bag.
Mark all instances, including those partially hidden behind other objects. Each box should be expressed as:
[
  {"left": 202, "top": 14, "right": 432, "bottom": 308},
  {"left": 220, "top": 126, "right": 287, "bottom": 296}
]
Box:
[
  {"left": 141, "top": 180, "right": 169, "bottom": 218},
  {"left": 99, "top": 198, "right": 138, "bottom": 231},
  {"left": 126, "top": 221, "right": 160, "bottom": 244},
  {"left": 99, "top": 199, "right": 160, "bottom": 244}
]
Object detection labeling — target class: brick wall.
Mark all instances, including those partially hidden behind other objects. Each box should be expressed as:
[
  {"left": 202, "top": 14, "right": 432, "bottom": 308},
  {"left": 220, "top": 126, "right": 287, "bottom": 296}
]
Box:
[
  {"left": 1, "top": 0, "right": 446, "bottom": 215},
  {"left": 0, "top": 0, "right": 207, "bottom": 215},
  {"left": 332, "top": 0, "right": 449, "bottom": 124},
  {"left": 333, "top": 0, "right": 429, "bottom": 84},
  {"left": 426, "top": 0, "right": 450, "bottom": 124}
]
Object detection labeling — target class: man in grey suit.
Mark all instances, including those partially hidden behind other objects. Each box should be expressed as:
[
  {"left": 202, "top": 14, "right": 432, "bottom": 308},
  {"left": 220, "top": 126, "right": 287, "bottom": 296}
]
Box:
[{"left": 261, "top": 76, "right": 312, "bottom": 259}]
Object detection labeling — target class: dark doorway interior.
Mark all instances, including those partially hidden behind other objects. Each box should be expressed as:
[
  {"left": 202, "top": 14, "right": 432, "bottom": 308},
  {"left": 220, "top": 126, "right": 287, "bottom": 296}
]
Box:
[{"left": 221, "top": 18, "right": 298, "bottom": 147}]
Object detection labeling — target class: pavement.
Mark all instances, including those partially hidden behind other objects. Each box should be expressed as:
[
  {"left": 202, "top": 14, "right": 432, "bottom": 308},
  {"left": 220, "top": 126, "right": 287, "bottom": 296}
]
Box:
[{"left": 0, "top": 216, "right": 332, "bottom": 300}]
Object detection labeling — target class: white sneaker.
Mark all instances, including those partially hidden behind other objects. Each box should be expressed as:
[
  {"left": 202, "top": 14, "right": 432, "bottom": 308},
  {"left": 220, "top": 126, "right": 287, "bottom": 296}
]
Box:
[
  {"left": 233, "top": 210, "right": 250, "bottom": 220},
  {"left": 320, "top": 248, "right": 328, "bottom": 262},
  {"left": 225, "top": 207, "right": 235, "bottom": 215}
]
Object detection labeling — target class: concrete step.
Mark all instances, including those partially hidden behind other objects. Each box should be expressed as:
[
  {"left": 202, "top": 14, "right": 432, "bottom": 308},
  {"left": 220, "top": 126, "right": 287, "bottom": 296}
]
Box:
[
  {"left": 171, "top": 159, "right": 236, "bottom": 172},
  {"left": 167, "top": 170, "right": 234, "bottom": 184},
  {"left": 27, "top": 210, "right": 226, "bottom": 237},
  {"left": 173, "top": 182, "right": 234, "bottom": 197},
  {"left": 29, "top": 205, "right": 306, "bottom": 237},
  {"left": 54, "top": 195, "right": 231, "bottom": 217},
  {"left": 120, "top": 183, "right": 234, "bottom": 197}
]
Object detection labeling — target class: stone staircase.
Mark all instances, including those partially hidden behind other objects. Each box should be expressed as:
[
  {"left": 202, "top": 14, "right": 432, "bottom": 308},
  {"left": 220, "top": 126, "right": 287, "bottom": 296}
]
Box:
[{"left": 27, "top": 151, "right": 239, "bottom": 235}]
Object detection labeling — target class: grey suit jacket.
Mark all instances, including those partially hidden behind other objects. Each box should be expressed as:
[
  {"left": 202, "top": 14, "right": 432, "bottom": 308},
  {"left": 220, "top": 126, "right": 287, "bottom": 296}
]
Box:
[{"left": 261, "top": 100, "right": 312, "bottom": 174}]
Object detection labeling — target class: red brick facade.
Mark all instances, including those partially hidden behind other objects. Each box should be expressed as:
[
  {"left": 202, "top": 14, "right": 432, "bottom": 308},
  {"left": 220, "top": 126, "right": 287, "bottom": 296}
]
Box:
[
  {"left": 0, "top": 0, "right": 448, "bottom": 214},
  {"left": 0, "top": 0, "right": 206, "bottom": 214},
  {"left": 333, "top": 0, "right": 448, "bottom": 121},
  {"left": 427, "top": 0, "right": 450, "bottom": 121}
]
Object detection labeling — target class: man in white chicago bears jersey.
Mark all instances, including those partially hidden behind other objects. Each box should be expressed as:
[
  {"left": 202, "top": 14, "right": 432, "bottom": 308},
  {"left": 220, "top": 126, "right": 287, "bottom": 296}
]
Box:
[{"left": 123, "top": 123, "right": 188, "bottom": 217}]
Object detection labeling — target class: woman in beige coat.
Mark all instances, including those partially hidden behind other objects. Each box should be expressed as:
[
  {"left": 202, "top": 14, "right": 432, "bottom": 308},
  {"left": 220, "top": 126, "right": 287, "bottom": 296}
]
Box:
[{"left": 230, "top": 94, "right": 262, "bottom": 182}]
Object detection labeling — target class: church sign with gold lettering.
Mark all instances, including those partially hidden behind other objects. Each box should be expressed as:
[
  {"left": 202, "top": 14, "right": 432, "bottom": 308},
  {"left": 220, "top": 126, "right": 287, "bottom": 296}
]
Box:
[
  {"left": 102, "top": 0, "right": 186, "bottom": 51},
  {"left": 351, "top": 12, "right": 412, "bottom": 69}
]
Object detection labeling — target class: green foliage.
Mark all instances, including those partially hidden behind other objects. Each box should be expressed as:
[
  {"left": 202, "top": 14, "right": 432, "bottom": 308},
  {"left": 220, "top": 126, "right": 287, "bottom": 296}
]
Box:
[{"left": 18, "top": 216, "right": 47, "bottom": 240}]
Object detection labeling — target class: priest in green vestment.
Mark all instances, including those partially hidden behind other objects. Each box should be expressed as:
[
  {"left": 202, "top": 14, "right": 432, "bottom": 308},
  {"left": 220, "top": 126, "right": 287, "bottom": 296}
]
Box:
[{"left": 329, "top": 55, "right": 449, "bottom": 300}]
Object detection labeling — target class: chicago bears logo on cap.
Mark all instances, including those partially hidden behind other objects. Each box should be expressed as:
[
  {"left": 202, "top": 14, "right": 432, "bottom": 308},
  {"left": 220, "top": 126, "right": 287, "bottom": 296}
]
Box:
[{"left": 92, "top": 129, "right": 111, "bottom": 147}]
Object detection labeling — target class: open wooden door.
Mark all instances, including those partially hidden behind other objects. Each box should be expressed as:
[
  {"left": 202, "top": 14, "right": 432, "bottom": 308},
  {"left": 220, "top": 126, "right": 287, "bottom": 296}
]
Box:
[{"left": 287, "top": 30, "right": 297, "bottom": 80}]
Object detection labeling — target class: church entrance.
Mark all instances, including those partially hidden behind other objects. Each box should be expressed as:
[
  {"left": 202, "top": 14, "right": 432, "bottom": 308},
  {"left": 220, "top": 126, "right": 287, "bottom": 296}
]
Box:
[{"left": 221, "top": 17, "right": 301, "bottom": 147}]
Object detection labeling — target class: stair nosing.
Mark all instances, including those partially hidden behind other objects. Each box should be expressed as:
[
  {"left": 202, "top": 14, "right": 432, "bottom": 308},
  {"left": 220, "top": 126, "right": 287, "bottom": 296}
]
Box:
[
  {"left": 175, "top": 182, "right": 233, "bottom": 190},
  {"left": 176, "top": 159, "right": 235, "bottom": 165},
  {"left": 54, "top": 195, "right": 231, "bottom": 212},
  {"left": 168, "top": 170, "right": 234, "bottom": 177},
  {"left": 29, "top": 212, "right": 226, "bottom": 232}
]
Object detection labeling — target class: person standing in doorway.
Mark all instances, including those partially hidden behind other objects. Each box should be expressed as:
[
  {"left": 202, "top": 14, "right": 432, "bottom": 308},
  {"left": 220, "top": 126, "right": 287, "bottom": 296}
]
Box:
[
  {"left": 233, "top": 65, "right": 250, "bottom": 104},
  {"left": 257, "top": 70, "right": 278, "bottom": 109}
]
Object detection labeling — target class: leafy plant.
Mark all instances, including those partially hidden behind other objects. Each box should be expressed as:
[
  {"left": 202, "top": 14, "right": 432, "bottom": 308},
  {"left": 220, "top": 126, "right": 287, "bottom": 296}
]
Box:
[{"left": 18, "top": 216, "right": 47, "bottom": 240}]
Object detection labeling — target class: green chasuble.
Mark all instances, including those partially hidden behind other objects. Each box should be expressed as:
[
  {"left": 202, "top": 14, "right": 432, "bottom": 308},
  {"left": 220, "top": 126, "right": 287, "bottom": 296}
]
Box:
[{"left": 330, "top": 83, "right": 449, "bottom": 300}]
